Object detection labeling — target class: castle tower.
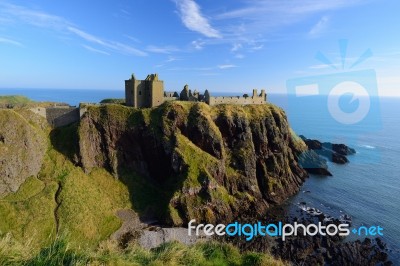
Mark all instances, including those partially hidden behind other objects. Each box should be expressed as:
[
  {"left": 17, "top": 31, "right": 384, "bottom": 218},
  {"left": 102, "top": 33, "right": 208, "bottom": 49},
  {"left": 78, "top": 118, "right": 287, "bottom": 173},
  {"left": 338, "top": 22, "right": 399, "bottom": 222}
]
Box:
[
  {"left": 125, "top": 73, "right": 165, "bottom": 108},
  {"left": 125, "top": 74, "right": 146, "bottom": 107},
  {"left": 204, "top": 89, "right": 211, "bottom": 104},
  {"left": 180, "top": 84, "right": 190, "bottom": 101},
  {"left": 260, "top": 89, "right": 267, "bottom": 101},
  {"left": 147, "top": 74, "right": 164, "bottom": 107}
]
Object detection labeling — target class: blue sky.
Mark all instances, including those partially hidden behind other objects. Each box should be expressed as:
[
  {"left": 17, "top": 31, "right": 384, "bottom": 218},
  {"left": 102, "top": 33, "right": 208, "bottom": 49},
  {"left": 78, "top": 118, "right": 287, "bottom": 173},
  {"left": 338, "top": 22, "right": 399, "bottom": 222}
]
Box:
[{"left": 0, "top": 0, "right": 399, "bottom": 96}]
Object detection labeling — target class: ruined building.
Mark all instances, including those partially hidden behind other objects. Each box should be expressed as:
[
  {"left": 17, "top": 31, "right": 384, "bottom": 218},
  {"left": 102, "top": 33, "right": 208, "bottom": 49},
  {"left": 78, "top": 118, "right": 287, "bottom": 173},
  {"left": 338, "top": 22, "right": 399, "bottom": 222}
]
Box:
[
  {"left": 125, "top": 73, "right": 166, "bottom": 108},
  {"left": 125, "top": 73, "right": 267, "bottom": 108}
]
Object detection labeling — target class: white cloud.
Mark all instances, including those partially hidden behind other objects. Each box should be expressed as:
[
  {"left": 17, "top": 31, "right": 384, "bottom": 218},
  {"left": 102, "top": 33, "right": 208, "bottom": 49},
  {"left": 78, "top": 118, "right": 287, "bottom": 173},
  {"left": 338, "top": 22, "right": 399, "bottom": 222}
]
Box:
[
  {"left": 166, "top": 56, "right": 180, "bottom": 62},
  {"left": 191, "top": 39, "right": 205, "bottom": 50},
  {"left": 251, "top": 44, "right": 264, "bottom": 51},
  {"left": 216, "top": 1, "right": 360, "bottom": 20},
  {"left": 214, "top": 0, "right": 361, "bottom": 43},
  {"left": 0, "top": 2, "right": 69, "bottom": 30},
  {"left": 67, "top": 27, "right": 146, "bottom": 57},
  {"left": 124, "top": 35, "right": 141, "bottom": 43},
  {"left": 218, "top": 64, "right": 237, "bottom": 69},
  {"left": 0, "top": 2, "right": 146, "bottom": 56},
  {"left": 82, "top": 45, "right": 110, "bottom": 55},
  {"left": 175, "top": 0, "right": 221, "bottom": 38},
  {"left": 231, "top": 43, "right": 242, "bottom": 52},
  {"left": 68, "top": 27, "right": 107, "bottom": 46},
  {"left": 0, "top": 37, "right": 22, "bottom": 47},
  {"left": 309, "top": 16, "right": 329, "bottom": 37},
  {"left": 146, "top": 45, "right": 179, "bottom": 54}
]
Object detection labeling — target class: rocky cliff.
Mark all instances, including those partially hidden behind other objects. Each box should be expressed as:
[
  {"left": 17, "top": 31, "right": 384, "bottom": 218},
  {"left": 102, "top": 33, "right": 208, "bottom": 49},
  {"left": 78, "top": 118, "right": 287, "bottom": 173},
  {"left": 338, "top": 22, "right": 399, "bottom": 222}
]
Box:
[
  {"left": 78, "top": 102, "right": 308, "bottom": 225},
  {"left": 0, "top": 109, "right": 47, "bottom": 197}
]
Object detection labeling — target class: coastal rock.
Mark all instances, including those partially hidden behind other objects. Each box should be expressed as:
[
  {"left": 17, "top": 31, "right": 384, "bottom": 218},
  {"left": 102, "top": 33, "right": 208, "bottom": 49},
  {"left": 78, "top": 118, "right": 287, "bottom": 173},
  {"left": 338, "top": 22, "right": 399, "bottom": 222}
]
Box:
[
  {"left": 300, "top": 136, "right": 355, "bottom": 165},
  {"left": 297, "top": 150, "right": 332, "bottom": 176},
  {"left": 273, "top": 230, "right": 391, "bottom": 265},
  {"left": 78, "top": 102, "right": 308, "bottom": 226},
  {"left": 0, "top": 110, "right": 47, "bottom": 197}
]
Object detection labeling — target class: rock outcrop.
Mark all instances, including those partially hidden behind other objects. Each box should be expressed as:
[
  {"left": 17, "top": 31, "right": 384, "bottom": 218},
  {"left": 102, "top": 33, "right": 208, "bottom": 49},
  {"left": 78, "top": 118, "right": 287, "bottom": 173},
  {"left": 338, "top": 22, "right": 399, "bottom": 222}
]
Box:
[
  {"left": 78, "top": 102, "right": 308, "bottom": 226},
  {"left": 0, "top": 110, "right": 47, "bottom": 197},
  {"left": 300, "top": 136, "right": 355, "bottom": 164}
]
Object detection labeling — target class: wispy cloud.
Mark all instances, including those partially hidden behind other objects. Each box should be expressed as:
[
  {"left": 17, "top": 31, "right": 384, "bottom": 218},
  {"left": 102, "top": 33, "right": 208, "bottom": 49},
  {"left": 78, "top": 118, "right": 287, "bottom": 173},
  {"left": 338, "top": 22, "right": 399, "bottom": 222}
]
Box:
[
  {"left": 166, "top": 56, "right": 180, "bottom": 62},
  {"left": 213, "top": 0, "right": 362, "bottom": 47},
  {"left": 175, "top": 0, "right": 361, "bottom": 55},
  {"left": 251, "top": 44, "right": 264, "bottom": 51},
  {"left": 154, "top": 56, "right": 181, "bottom": 68},
  {"left": 309, "top": 16, "right": 330, "bottom": 37},
  {"left": 0, "top": 37, "right": 23, "bottom": 47},
  {"left": 216, "top": 1, "right": 360, "bottom": 21},
  {"left": 82, "top": 45, "right": 110, "bottom": 55},
  {"left": 0, "top": 2, "right": 69, "bottom": 30},
  {"left": 68, "top": 27, "right": 106, "bottom": 46},
  {"left": 191, "top": 39, "right": 205, "bottom": 50},
  {"left": 0, "top": 2, "right": 146, "bottom": 56},
  {"left": 231, "top": 43, "right": 242, "bottom": 52},
  {"left": 218, "top": 64, "right": 237, "bottom": 69},
  {"left": 175, "top": 0, "right": 221, "bottom": 38},
  {"left": 68, "top": 27, "right": 147, "bottom": 56},
  {"left": 124, "top": 35, "right": 141, "bottom": 43},
  {"left": 146, "top": 45, "right": 179, "bottom": 54}
]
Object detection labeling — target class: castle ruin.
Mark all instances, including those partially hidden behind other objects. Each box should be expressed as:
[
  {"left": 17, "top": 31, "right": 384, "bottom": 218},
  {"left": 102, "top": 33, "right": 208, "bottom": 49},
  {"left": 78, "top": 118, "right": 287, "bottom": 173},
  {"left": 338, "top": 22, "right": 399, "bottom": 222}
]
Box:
[{"left": 125, "top": 73, "right": 267, "bottom": 108}]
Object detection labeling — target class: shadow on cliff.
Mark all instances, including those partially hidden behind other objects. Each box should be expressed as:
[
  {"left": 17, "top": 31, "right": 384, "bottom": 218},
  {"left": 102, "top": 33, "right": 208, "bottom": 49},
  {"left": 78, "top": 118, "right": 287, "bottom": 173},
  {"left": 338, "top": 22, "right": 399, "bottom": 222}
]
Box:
[
  {"left": 50, "top": 122, "right": 81, "bottom": 166},
  {"left": 113, "top": 108, "right": 186, "bottom": 225}
]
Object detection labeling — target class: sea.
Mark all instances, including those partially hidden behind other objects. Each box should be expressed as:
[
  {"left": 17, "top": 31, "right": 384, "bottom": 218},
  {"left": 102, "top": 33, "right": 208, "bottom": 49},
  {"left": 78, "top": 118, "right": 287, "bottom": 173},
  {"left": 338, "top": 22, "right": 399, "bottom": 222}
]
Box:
[{"left": 1, "top": 88, "right": 399, "bottom": 261}]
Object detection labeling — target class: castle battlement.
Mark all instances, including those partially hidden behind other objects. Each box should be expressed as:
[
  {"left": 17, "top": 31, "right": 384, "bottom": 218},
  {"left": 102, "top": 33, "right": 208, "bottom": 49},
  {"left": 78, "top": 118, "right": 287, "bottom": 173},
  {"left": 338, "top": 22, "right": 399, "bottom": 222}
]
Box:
[{"left": 125, "top": 73, "right": 267, "bottom": 108}]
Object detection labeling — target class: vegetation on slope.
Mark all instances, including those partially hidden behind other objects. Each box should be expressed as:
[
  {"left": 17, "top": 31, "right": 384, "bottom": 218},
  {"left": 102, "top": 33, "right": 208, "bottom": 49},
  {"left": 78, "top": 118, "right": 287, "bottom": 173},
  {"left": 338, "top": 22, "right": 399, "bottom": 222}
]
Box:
[
  {"left": 78, "top": 101, "right": 308, "bottom": 226},
  {"left": 100, "top": 98, "right": 125, "bottom": 104},
  {"left": 0, "top": 95, "right": 32, "bottom": 108},
  {"left": 0, "top": 111, "right": 131, "bottom": 250},
  {"left": 0, "top": 103, "right": 289, "bottom": 265},
  {"left": 0, "top": 234, "right": 287, "bottom": 266}
]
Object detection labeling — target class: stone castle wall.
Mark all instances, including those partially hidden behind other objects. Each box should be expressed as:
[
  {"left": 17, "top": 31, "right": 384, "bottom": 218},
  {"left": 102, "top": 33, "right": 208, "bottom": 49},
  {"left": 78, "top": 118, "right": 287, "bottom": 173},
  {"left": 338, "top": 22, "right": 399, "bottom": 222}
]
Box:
[
  {"left": 205, "top": 89, "right": 267, "bottom": 106},
  {"left": 46, "top": 107, "right": 80, "bottom": 127},
  {"left": 29, "top": 107, "right": 47, "bottom": 118},
  {"left": 207, "top": 95, "right": 266, "bottom": 106},
  {"left": 29, "top": 106, "right": 80, "bottom": 127}
]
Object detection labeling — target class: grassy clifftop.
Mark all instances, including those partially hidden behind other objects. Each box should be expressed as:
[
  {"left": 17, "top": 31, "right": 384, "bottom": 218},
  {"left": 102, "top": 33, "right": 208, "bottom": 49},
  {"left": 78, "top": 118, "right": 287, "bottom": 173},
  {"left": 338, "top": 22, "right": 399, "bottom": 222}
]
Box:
[{"left": 0, "top": 95, "right": 32, "bottom": 107}]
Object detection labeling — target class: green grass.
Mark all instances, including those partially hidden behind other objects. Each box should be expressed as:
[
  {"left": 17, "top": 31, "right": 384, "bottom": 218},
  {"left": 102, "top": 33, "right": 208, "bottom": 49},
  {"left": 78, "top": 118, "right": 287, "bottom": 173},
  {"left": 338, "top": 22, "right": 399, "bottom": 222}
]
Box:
[
  {"left": 58, "top": 167, "right": 130, "bottom": 247},
  {"left": 0, "top": 234, "right": 287, "bottom": 266},
  {"left": 0, "top": 178, "right": 57, "bottom": 250},
  {"left": 0, "top": 95, "right": 32, "bottom": 107},
  {"left": 100, "top": 98, "right": 125, "bottom": 104},
  {"left": 0, "top": 109, "right": 133, "bottom": 250}
]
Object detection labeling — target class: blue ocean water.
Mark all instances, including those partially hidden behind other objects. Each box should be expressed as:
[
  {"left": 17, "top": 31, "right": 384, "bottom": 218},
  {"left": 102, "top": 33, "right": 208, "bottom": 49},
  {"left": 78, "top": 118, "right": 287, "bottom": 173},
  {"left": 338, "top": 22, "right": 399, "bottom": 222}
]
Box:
[
  {"left": 268, "top": 94, "right": 400, "bottom": 260},
  {"left": 1, "top": 88, "right": 399, "bottom": 259}
]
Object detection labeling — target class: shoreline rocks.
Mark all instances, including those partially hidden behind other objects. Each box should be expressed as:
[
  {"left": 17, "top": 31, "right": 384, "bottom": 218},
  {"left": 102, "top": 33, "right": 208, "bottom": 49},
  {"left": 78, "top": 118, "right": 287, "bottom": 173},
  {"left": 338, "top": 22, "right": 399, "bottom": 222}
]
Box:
[
  {"left": 298, "top": 136, "right": 356, "bottom": 176},
  {"left": 300, "top": 135, "right": 356, "bottom": 165}
]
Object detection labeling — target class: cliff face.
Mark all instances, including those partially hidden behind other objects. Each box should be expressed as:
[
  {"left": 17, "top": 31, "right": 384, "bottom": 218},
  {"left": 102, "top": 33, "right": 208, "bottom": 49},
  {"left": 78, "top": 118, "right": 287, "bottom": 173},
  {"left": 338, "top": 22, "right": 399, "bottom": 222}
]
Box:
[
  {"left": 0, "top": 110, "right": 47, "bottom": 197},
  {"left": 79, "top": 102, "right": 308, "bottom": 225}
]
